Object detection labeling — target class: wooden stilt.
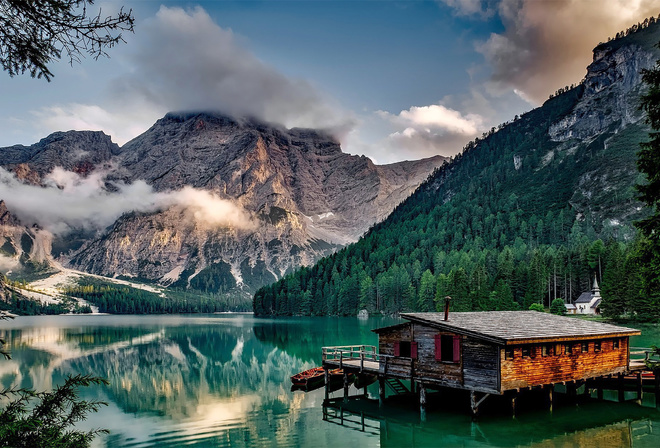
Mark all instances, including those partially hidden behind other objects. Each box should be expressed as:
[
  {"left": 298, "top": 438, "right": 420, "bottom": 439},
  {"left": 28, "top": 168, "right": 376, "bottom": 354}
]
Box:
[
  {"left": 343, "top": 372, "right": 350, "bottom": 402},
  {"left": 379, "top": 378, "right": 385, "bottom": 406},
  {"left": 324, "top": 368, "right": 330, "bottom": 402},
  {"left": 636, "top": 372, "right": 643, "bottom": 403},
  {"left": 618, "top": 373, "right": 625, "bottom": 402},
  {"left": 655, "top": 371, "right": 660, "bottom": 409},
  {"left": 470, "top": 391, "right": 478, "bottom": 419},
  {"left": 597, "top": 376, "right": 604, "bottom": 400},
  {"left": 419, "top": 383, "right": 427, "bottom": 422},
  {"left": 547, "top": 384, "right": 554, "bottom": 412},
  {"left": 510, "top": 391, "right": 518, "bottom": 417},
  {"left": 567, "top": 381, "right": 577, "bottom": 400}
]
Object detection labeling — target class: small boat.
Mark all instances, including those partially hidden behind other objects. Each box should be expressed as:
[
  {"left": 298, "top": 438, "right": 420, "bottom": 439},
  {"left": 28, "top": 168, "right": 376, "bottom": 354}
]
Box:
[
  {"left": 291, "top": 367, "right": 355, "bottom": 392},
  {"left": 291, "top": 367, "right": 325, "bottom": 388}
]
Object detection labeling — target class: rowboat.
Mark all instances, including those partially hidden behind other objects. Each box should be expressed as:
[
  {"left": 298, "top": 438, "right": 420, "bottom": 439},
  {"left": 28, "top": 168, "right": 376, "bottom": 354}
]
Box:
[
  {"left": 291, "top": 367, "right": 355, "bottom": 391},
  {"left": 291, "top": 367, "right": 325, "bottom": 388}
]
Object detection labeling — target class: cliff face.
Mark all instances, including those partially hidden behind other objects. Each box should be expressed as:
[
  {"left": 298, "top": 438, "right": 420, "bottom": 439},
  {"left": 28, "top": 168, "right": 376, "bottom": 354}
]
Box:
[{"left": 0, "top": 114, "right": 444, "bottom": 296}]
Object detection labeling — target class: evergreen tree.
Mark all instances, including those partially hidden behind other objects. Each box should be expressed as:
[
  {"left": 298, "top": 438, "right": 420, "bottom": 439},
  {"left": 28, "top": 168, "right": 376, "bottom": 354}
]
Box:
[{"left": 636, "top": 51, "right": 660, "bottom": 321}]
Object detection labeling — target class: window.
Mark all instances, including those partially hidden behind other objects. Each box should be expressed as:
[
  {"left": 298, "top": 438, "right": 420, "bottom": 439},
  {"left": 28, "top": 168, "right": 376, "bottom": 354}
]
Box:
[
  {"left": 594, "top": 341, "right": 601, "bottom": 352},
  {"left": 505, "top": 347, "right": 514, "bottom": 360},
  {"left": 564, "top": 343, "right": 572, "bottom": 355},
  {"left": 581, "top": 342, "right": 589, "bottom": 353},
  {"left": 541, "top": 345, "right": 549, "bottom": 357},
  {"left": 522, "top": 346, "right": 531, "bottom": 358},
  {"left": 613, "top": 339, "right": 620, "bottom": 350},
  {"left": 435, "top": 334, "right": 461, "bottom": 363},
  {"left": 394, "top": 341, "right": 418, "bottom": 359}
]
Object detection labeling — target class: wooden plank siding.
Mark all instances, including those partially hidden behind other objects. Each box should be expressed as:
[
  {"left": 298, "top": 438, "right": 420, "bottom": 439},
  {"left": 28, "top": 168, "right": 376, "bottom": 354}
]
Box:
[
  {"left": 378, "top": 323, "right": 415, "bottom": 378},
  {"left": 462, "top": 338, "right": 499, "bottom": 392},
  {"left": 500, "top": 337, "right": 630, "bottom": 391},
  {"left": 411, "top": 324, "right": 463, "bottom": 388}
]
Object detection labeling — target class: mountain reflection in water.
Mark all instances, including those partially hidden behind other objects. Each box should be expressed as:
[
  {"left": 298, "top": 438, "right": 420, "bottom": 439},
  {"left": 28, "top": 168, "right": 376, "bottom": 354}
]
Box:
[{"left": 1, "top": 315, "right": 659, "bottom": 447}]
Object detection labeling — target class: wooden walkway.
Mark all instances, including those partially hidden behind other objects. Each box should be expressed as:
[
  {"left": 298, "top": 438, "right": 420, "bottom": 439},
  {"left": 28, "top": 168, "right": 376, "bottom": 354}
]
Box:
[{"left": 322, "top": 345, "right": 382, "bottom": 373}]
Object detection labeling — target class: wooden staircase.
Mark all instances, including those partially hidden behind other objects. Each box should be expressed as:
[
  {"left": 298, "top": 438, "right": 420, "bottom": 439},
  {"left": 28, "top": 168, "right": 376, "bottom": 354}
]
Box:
[{"left": 386, "top": 378, "right": 409, "bottom": 395}]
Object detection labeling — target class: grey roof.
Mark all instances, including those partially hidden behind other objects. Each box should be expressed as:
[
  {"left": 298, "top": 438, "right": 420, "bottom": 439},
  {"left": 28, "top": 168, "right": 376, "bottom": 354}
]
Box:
[
  {"left": 591, "top": 298, "right": 602, "bottom": 309},
  {"left": 397, "top": 311, "right": 640, "bottom": 345},
  {"left": 575, "top": 292, "right": 594, "bottom": 304},
  {"left": 565, "top": 304, "right": 577, "bottom": 309}
]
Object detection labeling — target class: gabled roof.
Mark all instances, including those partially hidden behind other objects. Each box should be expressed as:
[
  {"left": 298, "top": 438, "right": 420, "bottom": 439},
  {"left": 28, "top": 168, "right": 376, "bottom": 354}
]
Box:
[
  {"left": 575, "top": 292, "right": 594, "bottom": 303},
  {"left": 372, "top": 322, "right": 409, "bottom": 333},
  {"left": 591, "top": 298, "right": 602, "bottom": 309},
  {"left": 393, "top": 311, "right": 640, "bottom": 345},
  {"left": 565, "top": 304, "right": 577, "bottom": 310}
]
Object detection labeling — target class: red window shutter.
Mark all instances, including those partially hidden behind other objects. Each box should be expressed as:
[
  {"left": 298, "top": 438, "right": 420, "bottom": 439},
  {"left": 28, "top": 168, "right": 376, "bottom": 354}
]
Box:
[
  {"left": 453, "top": 335, "right": 461, "bottom": 363},
  {"left": 394, "top": 341, "right": 400, "bottom": 357},
  {"left": 411, "top": 341, "right": 418, "bottom": 359},
  {"left": 434, "top": 334, "right": 442, "bottom": 360}
]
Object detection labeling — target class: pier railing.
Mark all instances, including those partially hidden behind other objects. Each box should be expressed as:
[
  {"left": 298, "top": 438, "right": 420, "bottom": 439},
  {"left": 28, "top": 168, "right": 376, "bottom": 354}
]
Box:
[
  {"left": 630, "top": 347, "right": 659, "bottom": 369},
  {"left": 322, "top": 345, "right": 405, "bottom": 374}
]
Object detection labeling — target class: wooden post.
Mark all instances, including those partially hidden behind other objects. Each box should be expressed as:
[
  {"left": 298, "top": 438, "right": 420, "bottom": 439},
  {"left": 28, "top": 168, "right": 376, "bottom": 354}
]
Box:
[
  {"left": 636, "top": 372, "right": 643, "bottom": 403},
  {"left": 343, "top": 372, "right": 350, "bottom": 402},
  {"left": 618, "top": 373, "right": 625, "bottom": 402},
  {"left": 470, "top": 390, "right": 478, "bottom": 419},
  {"left": 379, "top": 377, "right": 385, "bottom": 407},
  {"left": 654, "top": 371, "right": 660, "bottom": 409},
  {"left": 547, "top": 385, "right": 554, "bottom": 412},
  {"left": 567, "top": 381, "right": 577, "bottom": 401},
  {"left": 419, "top": 383, "right": 427, "bottom": 421},
  {"left": 511, "top": 391, "right": 518, "bottom": 417},
  {"left": 597, "top": 376, "right": 604, "bottom": 400},
  {"left": 363, "top": 376, "right": 368, "bottom": 398},
  {"left": 324, "top": 368, "right": 330, "bottom": 402}
]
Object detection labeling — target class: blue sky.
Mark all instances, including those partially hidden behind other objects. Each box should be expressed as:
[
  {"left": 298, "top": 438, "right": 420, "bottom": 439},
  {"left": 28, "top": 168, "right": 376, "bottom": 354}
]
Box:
[{"left": 1, "top": 0, "right": 659, "bottom": 163}]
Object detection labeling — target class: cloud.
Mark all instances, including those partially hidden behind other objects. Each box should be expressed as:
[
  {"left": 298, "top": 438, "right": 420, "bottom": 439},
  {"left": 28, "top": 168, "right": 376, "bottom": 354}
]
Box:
[
  {"left": 0, "top": 167, "right": 254, "bottom": 235},
  {"left": 444, "top": 0, "right": 660, "bottom": 104},
  {"left": 439, "top": 0, "right": 496, "bottom": 18},
  {"left": 373, "top": 104, "right": 485, "bottom": 159},
  {"left": 29, "top": 5, "right": 352, "bottom": 145}
]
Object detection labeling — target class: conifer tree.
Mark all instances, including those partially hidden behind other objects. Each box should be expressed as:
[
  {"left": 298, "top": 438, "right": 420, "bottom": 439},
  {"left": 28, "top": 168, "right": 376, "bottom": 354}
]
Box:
[{"left": 636, "top": 51, "right": 660, "bottom": 321}]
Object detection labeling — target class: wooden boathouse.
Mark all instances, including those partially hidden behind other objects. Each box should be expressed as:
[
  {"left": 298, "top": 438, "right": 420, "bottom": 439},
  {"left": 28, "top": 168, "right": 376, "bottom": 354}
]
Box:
[{"left": 322, "top": 310, "right": 650, "bottom": 416}]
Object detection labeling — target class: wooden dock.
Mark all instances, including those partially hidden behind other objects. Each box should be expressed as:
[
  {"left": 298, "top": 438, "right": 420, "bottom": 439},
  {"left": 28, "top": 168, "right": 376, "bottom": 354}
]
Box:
[{"left": 321, "top": 343, "right": 659, "bottom": 417}]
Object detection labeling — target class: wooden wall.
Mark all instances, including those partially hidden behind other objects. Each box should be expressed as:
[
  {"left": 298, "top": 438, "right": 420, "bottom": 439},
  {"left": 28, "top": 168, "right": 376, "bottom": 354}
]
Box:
[
  {"left": 412, "top": 323, "right": 463, "bottom": 388},
  {"left": 378, "top": 323, "right": 414, "bottom": 378},
  {"left": 500, "top": 337, "right": 629, "bottom": 390},
  {"left": 462, "top": 338, "right": 499, "bottom": 392}
]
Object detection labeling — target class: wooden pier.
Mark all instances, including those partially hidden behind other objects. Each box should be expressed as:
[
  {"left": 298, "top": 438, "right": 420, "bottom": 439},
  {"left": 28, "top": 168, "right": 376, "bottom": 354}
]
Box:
[{"left": 320, "top": 311, "right": 658, "bottom": 418}]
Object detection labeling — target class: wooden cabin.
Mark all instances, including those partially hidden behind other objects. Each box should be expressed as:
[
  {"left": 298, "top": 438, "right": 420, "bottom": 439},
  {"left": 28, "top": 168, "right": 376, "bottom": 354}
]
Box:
[{"left": 373, "top": 311, "right": 640, "bottom": 395}]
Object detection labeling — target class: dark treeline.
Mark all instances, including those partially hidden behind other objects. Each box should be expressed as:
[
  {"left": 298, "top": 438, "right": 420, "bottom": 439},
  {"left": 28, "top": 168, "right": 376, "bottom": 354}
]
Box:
[
  {"left": 1, "top": 294, "right": 91, "bottom": 315},
  {"left": 254, "top": 68, "right": 658, "bottom": 321},
  {"left": 63, "top": 281, "right": 247, "bottom": 314}
]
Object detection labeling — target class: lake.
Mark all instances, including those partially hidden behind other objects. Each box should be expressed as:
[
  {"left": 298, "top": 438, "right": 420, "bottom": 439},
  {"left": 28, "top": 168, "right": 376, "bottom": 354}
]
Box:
[{"left": 1, "top": 314, "right": 659, "bottom": 447}]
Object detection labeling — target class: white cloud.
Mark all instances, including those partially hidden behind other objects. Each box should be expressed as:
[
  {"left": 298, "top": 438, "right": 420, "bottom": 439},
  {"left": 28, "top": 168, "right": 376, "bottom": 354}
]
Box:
[
  {"left": 28, "top": 5, "right": 352, "bottom": 146},
  {"left": 371, "top": 104, "right": 485, "bottom": 160},
  {"left": 0, "top": 167, "right": 254, "bottom": 235}
]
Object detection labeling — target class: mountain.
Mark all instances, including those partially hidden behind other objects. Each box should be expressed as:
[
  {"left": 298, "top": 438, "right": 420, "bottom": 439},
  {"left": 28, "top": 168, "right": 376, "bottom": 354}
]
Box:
[
  {"left": 0, "top": 113, "right": 444, "bottom": 303},
  {"left": 253, "top": 21, "right": 660, "bottom": 317}
]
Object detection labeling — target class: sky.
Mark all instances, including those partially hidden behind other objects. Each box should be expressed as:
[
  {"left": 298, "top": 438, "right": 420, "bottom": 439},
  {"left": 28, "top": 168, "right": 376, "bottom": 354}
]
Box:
[{"left": 1, "top": 0, "right": 659, "bottom": 164}]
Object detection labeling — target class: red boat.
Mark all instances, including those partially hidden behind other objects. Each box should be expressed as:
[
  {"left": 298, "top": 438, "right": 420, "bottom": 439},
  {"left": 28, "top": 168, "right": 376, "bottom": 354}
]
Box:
[
  {"left": 291, "top": 367, "right": 325, "bottom": 388},
  {"left": 290, "top": 367, "right": 354, "bottom": 391}
]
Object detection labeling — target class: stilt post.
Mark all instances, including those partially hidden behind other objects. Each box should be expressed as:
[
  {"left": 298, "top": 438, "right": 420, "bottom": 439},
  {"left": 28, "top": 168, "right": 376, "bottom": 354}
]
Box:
[
  {"left": 419, "top": 382, "right": 427, "bottom": 421},
  {"left": 636, "top": 372, "right": 643, "bottom": 403},
  {"left": 343, "top": 372, "right": 350, "bottom": 402},
  {"left": 324, "top": 368, "right": 330, "bottom": 401},
  {"left": 379, "top": 377, "right": 385, "bottom": 406},
  {"left": 618, "top": 373, "right": 625, "bottom": 402},
  {"left": 547, "top": 384, "right": 554, "bottom": 412}
]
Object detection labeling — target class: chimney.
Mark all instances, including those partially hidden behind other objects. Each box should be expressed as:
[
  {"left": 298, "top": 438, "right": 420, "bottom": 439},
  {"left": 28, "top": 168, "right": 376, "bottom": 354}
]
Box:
[{"left": 444, "top": 296, "right": 451, "bottom": 321}]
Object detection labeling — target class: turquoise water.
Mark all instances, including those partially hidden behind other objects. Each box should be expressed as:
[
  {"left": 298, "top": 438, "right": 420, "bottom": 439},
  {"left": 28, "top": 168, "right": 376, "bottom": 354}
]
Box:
[{"left": 1, "top": 314, "right": 659, "bottom": 447}]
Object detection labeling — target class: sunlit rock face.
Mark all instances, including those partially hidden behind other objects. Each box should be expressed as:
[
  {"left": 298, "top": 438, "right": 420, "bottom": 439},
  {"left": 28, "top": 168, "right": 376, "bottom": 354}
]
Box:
[{"left": 0, "top": 113, "right": 444, "bottom": 298}]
